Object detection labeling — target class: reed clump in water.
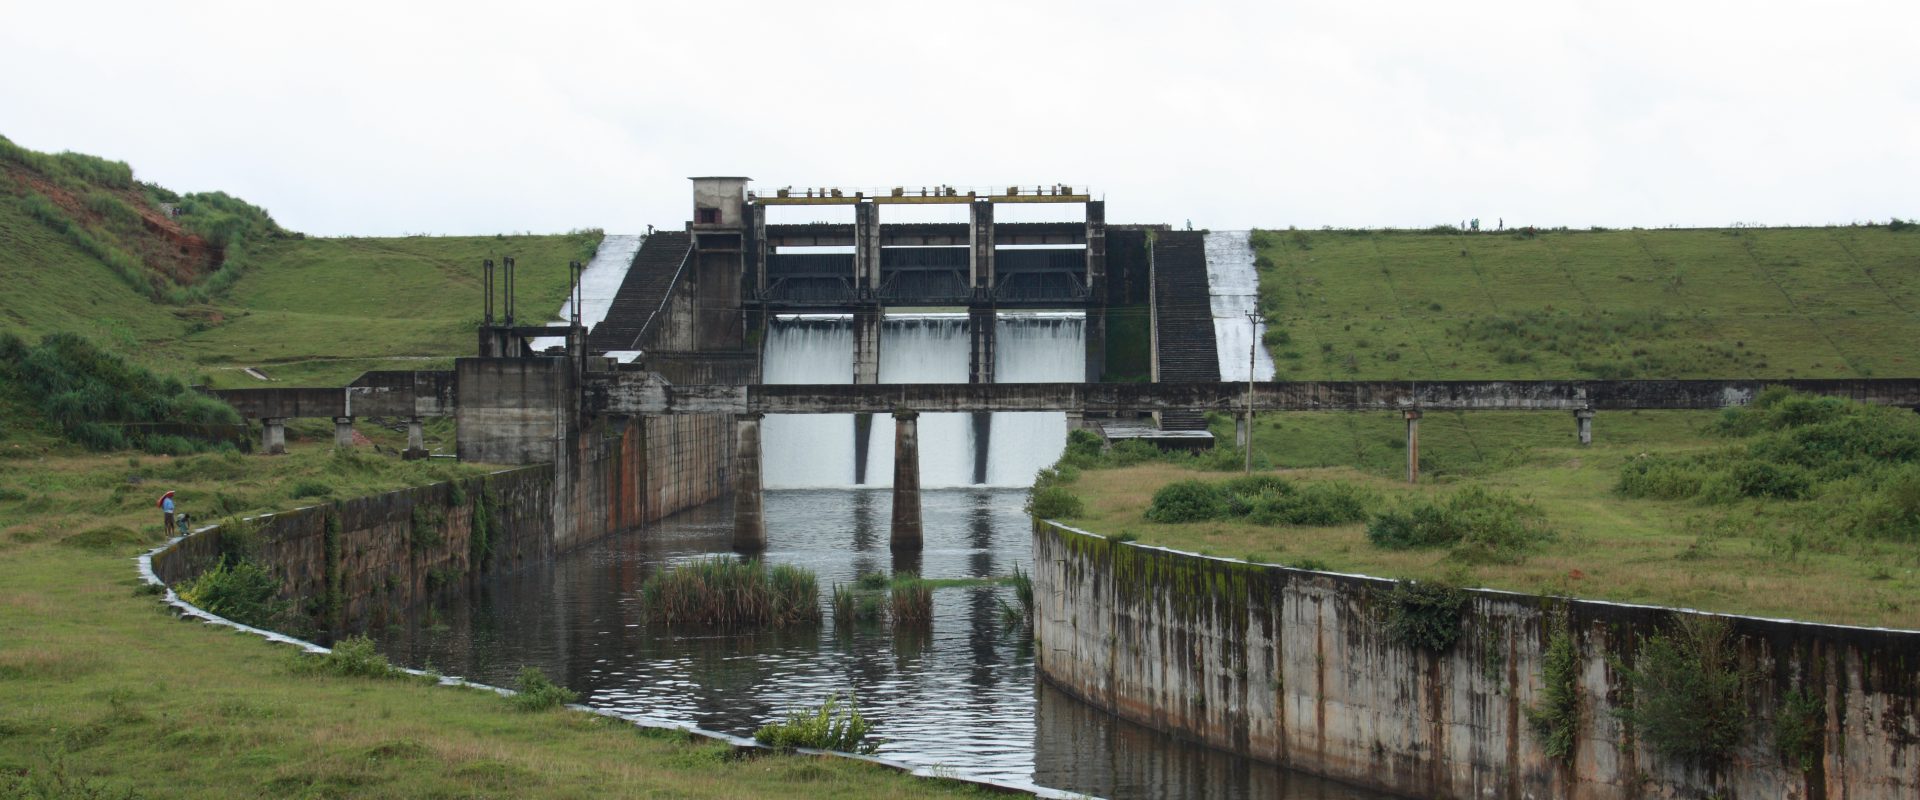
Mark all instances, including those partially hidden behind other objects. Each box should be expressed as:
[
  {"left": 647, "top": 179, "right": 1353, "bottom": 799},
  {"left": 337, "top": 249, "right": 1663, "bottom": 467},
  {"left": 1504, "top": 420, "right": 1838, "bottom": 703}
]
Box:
[
  {"left": 831, "top": 583, "right": 887, "bottom": 625},
  {"left": 998, "top": 563, "right": 1034, "bottom": 626},
  {"left": 640, "top": 557, "right": 820, "bottom": 628},
  {"left": 889, "top": 572, "right": 933, "bottom": 627}
]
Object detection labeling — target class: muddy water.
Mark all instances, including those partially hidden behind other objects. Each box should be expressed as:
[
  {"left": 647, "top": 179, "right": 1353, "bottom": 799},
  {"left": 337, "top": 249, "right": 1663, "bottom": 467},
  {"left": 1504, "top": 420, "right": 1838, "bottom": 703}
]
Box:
[{"left": 370, "top": 489, "right": 1393, "bottom": 799}]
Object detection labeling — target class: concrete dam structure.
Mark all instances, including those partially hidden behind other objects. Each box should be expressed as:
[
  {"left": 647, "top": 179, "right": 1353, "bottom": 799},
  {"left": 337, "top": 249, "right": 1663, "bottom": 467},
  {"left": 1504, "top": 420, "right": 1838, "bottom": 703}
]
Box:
[{"left": 187, "top": 179, "right": 1920, "bottom": 798}]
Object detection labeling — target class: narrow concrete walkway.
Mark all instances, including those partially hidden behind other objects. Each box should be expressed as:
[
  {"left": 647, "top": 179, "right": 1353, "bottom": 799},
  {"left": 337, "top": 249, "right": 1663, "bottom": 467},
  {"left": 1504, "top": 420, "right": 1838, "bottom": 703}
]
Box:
[
  {"left": 530, "top": 233, "right": 644, "bottom": 350},
  {"left": 1204, "top": 230, "right": 1276, "bottom": 382}
]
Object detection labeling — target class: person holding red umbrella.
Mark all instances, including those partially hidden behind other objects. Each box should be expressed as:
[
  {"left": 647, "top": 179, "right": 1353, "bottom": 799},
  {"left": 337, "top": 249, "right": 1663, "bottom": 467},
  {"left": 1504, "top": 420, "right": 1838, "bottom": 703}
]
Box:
[{"left": 158, "top": 491, "right": 175, "bottom": 530}]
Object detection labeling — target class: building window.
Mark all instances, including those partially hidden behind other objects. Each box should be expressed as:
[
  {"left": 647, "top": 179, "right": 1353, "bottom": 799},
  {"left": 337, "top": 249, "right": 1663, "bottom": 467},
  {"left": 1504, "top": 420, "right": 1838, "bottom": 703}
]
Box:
[{"left": 695, "top": 207, "right": 721, "bottom": 224}]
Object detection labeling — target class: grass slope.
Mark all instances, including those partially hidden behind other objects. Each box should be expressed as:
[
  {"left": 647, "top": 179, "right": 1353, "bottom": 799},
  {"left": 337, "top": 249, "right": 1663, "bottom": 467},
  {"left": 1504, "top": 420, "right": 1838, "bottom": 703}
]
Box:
[
  {"left": 0, "top": 445, "right": 984, "bottom": 799},
  {"left": 1253, "top": 226, "right": 1920, "bottom": 381}
]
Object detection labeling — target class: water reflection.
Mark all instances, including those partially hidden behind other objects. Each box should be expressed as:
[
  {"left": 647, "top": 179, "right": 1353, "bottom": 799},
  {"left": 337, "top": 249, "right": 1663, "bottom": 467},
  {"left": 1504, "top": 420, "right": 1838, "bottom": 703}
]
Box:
[{"left": 372, "top": 488, "right": 1391, "bottom": 799}]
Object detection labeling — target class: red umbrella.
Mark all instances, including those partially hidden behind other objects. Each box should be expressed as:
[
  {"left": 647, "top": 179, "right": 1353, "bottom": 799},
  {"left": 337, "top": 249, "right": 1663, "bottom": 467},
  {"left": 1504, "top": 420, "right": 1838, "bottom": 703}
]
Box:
[{"left": 157, "top": 491, "right": 175, "bottom": 508}]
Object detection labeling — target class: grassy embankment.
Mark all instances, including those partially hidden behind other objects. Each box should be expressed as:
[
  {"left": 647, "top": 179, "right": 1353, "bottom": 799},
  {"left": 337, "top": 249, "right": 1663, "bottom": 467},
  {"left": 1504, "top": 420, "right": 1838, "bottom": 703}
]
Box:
[
  {"left": 0, "top": 138, "right": 984, "bottom": 797},
  {"left": 1047, "top": 226, "right": 1920, "bottom": 629}
]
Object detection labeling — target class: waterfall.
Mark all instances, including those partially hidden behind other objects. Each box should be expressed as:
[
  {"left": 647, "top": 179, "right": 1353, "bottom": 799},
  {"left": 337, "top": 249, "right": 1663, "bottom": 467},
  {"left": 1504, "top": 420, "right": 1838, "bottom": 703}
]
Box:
[{"left": 761, "top": 312, "right": 1084, "bottom": 489}]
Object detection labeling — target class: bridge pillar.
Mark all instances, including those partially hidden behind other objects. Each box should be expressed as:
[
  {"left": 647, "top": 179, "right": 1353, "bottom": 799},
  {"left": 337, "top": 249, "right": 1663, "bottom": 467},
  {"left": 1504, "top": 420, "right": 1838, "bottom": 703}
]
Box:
[
  {"left": 969, "top": 200, "right": 995, "bottom": 293},
  {"left": 853, "top": 305, "right": 882, "bottom": 484},
  {"left": 891, "top": 409, "right": 922, "bottom": 551},
  {"left": 732, "top": 413, "right": 767, "bottom": 553},
  {"left": 1234, "top": 412, "right": 1249, "bottom": 450},
  {"left": 968, "top": 306, "right": 996, "bottom": 484},
  {"left": 332, "top": 417, "right": 354, "bottom": 448},
  {"left": 855, "top": 202, "right": 881, "bottom": 293},
  {"left": 1084, "top": 199, "right": 1106, "bottom": 382},
  {"left": 261, "top": 418, "right": 286, "bottom": 455},
  {"left": 1576, "top": 407, "right": 1594, "bottom": 446},
  {"left": 1403, "top": 409, "right": 1422, "bottom": 483},
  {"left": 404, "top": 417, "right": 428, "bottom": 460}
]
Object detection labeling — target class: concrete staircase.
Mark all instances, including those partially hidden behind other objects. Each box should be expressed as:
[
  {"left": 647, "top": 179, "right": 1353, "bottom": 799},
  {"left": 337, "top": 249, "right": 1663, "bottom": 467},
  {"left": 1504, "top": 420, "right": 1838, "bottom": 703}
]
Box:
[
  {"left": 585, "top": 231, "right": 692, "bottom": 353},
  {"left": 1151, "top": 231, "right": 1220, "bottom": 431}
]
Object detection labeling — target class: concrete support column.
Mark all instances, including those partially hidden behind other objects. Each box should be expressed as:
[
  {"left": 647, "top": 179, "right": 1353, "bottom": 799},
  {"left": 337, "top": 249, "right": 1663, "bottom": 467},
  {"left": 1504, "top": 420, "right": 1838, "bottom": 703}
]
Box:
[
  {"left": 968, "top": 306, "right": 996, "bottom": 385},
  {"left": 855, "top": 202, "right": 881, "bottom": 294},
  {"left": 890, "top": 409, "right": 922, "bottom": 551},
  {"left": 1084, "top": 200, "right": 1107, "bottom": 382},
  {"left": 403, "top": 417, "right": 428, "bottom": 460},
  {"left": 1576, "top": 407, "right": 1595, "bottom": 446},
  {"left": 969, "top": 201, "right": 995, "bottom": 293},
  {"left": 853, "top": 304, "right": 882, "bottom": 484},
  {"left": 1403, "top": 409, "right": 1423, "bottom": 484},
  {"left": 332, "top": 417, "right": 354, "bottom": 448},
  {"left": 261, "top": 418, "right": 286, "bottom": 455},
  {"left": 732, "top": 413, "right": 766, "bottom": 554},
  {"left": 1235, "top": 412, "right": 1249, "bottom": 450}
]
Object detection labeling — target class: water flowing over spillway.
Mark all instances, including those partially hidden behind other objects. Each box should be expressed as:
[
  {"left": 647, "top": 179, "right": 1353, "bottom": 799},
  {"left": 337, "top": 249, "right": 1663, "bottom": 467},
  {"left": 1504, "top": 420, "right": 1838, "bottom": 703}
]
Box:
[
  {"left": 762, "top": 312, "right": 1083, "bottom": 489},
  {"left": 1205, "top": 230, "right": 1277, "bottom": 381},
  {"left": 529, "top": 233, "right": 643, "bottom": 351}
]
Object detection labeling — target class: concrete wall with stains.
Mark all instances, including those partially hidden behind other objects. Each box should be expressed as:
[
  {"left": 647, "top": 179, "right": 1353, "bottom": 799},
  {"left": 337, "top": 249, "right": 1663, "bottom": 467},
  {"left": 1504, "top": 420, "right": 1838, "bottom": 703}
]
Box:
[{"left": 1032, "top": 520, "right": 1920, "bottom": 800}]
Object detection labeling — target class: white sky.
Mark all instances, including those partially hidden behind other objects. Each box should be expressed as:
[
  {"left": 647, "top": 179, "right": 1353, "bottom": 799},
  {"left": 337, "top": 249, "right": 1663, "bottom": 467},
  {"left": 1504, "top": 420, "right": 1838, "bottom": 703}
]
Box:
[{"left": 3, "top": 0, "right": 1915, "bottom": 236}]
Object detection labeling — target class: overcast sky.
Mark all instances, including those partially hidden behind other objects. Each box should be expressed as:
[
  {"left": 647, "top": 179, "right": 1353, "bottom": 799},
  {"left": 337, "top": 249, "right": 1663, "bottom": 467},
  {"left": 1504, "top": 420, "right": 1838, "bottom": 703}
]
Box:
[{"left": 3, "top": 1, "right": 1915, "bottom": 236}]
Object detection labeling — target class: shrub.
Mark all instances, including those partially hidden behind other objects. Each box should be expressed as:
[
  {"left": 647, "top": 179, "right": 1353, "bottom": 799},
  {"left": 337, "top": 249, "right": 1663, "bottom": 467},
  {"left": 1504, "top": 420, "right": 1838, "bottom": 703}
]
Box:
[
  {"left": 510, "top": 666, "right": 579, "bottom": 711},
  {"left": 1525, "top": 623, "right": 1581, "bottom": 761},
  {"left": 290, "top": 480, "right": 333, "bottom": 499},
  {"left": 1250, "top": 482, "right": 1372, "bottom": 526},
  {"left": 1773, "top": 688, "right": 1824, "bottom": 773},
  {"left": 753, "top": 694, "right": 878, "bottom": 754},
  {"left": 639, "top": 558, "right": 820, "bottom": 628},
  {"left": 1367, "top": 487, "right": 1552, "bottom": 563},
  {"left": 1723, "top": 460, "right": 1811, "bottom": 500},
  {"left": 0, "top": 332, "right": 240, "bottom": 453},
  {"left": 1381, "top": 581, "right": 1467, "bottom": 652},
  {"left": 176, "top": 557, "right": 285, "bottom": 628},
  {"left": 297, "top": 635, "right": 406, "bottom": 679},
  {"left": 1026, "top": 486, "right": 1084, "bottom": 519},
  {"left": 1617, "top": 455, "right": 1708, "bottom": 500},
  {"left": 1613, "top": 616, "right": 1749, "bottom": 764},
  {"left": 1145, "top": 480, "right": 1228, "bottom": 523}
]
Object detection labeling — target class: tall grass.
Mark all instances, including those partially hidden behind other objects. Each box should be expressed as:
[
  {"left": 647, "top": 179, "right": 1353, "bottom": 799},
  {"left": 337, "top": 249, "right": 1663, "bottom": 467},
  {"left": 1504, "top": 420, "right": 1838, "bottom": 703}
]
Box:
[
  {"left": 0, "top": 332, "right": 239, "bottom": 454},
  {"left": 638, "top": 558, "right": 820, "bottom": 628},
  {"left": 753, "top": 694, "right": 878, "bottom": 754},
  {"left": 888, "top": 573, "right": 933, "bottom": 628}
]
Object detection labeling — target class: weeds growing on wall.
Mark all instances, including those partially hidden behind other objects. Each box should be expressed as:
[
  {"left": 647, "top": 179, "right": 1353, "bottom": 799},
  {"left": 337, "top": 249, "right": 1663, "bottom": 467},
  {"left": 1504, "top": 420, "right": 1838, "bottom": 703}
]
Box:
[
  {"left": 509, "top": 667, "right": 579, "bottom": 712},
  {"left": 1525, "top": 619, "right": 1581, "bottom": 762},
  {"left": 1612, "top": 615, "right": 1750, "bottom": 764},
  {"left": 469, "top": 483, "right": 496, "bottom": 572},
  {"left": 1380, "top": 581, "right": 1468, "bottom": 653},
  {"left": 0, "top": 332, "right": 240, "bottom": 454},
  {"left": 639, "top": 558, "right": 820, "bottom": 628},
  {"left": 1773, "top": 688, "right": 1825, "bottom": 773},
  {"left": 1367, "top": 486, "right": 1552, "bottom": 564},
  {"left": 753, "top": 694, "right": 879, "bottom": 754}
]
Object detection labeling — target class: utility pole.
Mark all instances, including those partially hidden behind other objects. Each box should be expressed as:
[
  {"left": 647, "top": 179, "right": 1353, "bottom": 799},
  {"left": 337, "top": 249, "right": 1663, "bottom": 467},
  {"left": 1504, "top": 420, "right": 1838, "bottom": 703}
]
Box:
[{"left": 1244, "top": 310, "right": 1261, "bottom": 474}]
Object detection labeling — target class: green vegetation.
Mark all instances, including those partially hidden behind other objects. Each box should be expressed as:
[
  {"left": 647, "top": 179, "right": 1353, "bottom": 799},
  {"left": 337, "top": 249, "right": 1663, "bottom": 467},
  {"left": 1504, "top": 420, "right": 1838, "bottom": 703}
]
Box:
[
  {"left": 1379, "top": 581, "right": 1467, "bottom": 652},
  {"left": 0, "top": 332, "right": 240, "bottom": 454},
  {"left": 510, "top": 667, "right": 580, "bottom": 712},
  {"left": 1525, "top": 620, "right": 1581, "bottom": 762},
  {"left": 1142, "top": 474, "right": 1374, "bottom": 526},
  {"left": 1612, "top": 616, "right": 1750, "bottom": 764},
  {"left": 753, "top": 695, "right": 879, "bottom": 754},
  {"left": 638, "top": 558, "right": 821, "bottom": 628},
  {"left": 0, "top": 445, "right": 975, "bottom": 797},
  {"left": 888, "top": 573, "right": 933, "bottom": 628},
  {"left": 174, "top": 556, "right": 286, "bottom": 629},
  {"left": 1773, "top": 688, "right": 1825, "bottom": 773},
  {"left": 1248, "top": 225, "right": 1920, "bottom": 382},
  {"left": 1367, "top": 486, "right": 1553, "bottom": 564}
]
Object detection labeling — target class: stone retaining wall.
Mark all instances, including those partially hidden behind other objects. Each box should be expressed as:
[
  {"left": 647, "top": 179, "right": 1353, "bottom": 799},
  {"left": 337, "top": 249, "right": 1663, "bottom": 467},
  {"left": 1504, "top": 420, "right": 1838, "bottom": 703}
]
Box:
[{"left": 1032, "top": 520, "right": 1920, "bottom": 799}]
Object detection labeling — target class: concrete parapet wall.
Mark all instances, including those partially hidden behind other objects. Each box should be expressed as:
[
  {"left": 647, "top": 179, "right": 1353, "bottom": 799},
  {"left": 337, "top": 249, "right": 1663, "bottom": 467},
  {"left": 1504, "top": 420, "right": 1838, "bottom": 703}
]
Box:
[
  {"left": 1032, "top": 520, "right": 1920, "bottom": 800},
  {"left": 151, "top": 467, "right": 553, "bottom": 632}
]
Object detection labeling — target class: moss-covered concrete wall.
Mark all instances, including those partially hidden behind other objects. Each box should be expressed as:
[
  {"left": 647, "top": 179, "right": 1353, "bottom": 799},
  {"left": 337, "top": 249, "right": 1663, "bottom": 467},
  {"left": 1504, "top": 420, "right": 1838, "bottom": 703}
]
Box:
[{"left": 1033, "top": 520, "right": 1920, "bottom": 799}]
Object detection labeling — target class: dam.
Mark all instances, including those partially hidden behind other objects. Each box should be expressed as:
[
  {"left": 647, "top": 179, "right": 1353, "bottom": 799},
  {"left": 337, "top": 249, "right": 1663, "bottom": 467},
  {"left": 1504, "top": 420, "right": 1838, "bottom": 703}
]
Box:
[{"left": 172, "top": 179, "right": 1920, "bottom": 799}]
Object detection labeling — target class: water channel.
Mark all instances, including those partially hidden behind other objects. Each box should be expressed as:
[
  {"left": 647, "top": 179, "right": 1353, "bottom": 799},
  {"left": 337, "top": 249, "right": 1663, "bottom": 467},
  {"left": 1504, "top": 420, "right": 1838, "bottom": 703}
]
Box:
[{"left": 371, "top": 313, "right": 1393, "bottom": 798}]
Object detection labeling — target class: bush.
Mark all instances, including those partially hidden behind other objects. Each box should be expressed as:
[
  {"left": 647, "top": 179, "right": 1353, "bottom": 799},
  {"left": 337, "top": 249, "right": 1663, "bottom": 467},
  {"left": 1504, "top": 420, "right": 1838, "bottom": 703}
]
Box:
[
  {"left": 0, "top": 332, "right": 240, "bottom": 453},
  {"left": 753, "top": 694, "right": 878, "bottom": 754},
  {"left": 1381, "top": 581, "right": 1467, "bottom": 652},
  {"left": 1723, "top": 460, "right": 1811, "bottom": 500},
  {"left": 638, "top": 558, "right": 820, "bottom": 628},
  {"left": 1617, "top": 455, "right": 1708, "bottom": 500},
  {"left": 510, "top": 666, "right": 579, "bottom": 711},
  {"left": 290, "top": 480, "right": 333, "bottom": 499},
  {"left": 1250, "top": 482, "right": 1372, "bottom": 526},
  {"left": 297, "top": 635, "right": 406, "bottom": 679},
  {"left": 1613, "top": 616, "right": 1749, "bottom": 764},
  {"left": 175, "top": 557, "right": 285, "bottom": 628},
  {"left": 1774, "top": 689, "right": 1824, "bottom": 773},
  {"left": 1525, "top": 623, "right": 1581, "bottom": 761},
  {"left": 1367, "top": 487, "right": 1552, "bottom": 563},
  {"left": 1026, "top": 486, "right": 1084, "bottom": 518},
  {"left": 1144, "top": 480, "right": 1228, "bottom": 523}
]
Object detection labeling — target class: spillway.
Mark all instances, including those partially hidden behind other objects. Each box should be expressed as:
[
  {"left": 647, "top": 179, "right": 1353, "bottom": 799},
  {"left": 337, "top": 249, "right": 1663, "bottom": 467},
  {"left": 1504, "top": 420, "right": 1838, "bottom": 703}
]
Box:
[{"left": 761, "top": 312, "right": 1084, "bottom": 489}]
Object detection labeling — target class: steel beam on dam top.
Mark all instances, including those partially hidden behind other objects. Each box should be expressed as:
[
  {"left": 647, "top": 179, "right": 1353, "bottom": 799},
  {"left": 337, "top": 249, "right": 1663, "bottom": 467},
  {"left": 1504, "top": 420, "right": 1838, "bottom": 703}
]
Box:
[{"left": 584, "top": 377, "right": 1920, "bottom": 416}]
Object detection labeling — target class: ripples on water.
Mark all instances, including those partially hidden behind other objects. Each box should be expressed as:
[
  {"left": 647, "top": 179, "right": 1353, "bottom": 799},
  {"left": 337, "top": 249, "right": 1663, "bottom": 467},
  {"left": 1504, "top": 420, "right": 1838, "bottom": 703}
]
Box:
[{"left": 371, "top": 488, "right": 1391, "bottom": 799}]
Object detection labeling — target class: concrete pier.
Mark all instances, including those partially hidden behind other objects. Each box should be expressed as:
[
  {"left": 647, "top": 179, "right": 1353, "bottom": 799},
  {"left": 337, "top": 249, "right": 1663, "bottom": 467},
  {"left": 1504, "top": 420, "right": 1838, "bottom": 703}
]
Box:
[
  {"left": 855, "top": 202, "right": 881, "bottom": 292},
  {"left": 403, "top": 417, "right": 427, "bottom": 460},
  {"left": 968, "top": 305, "right": 995, "bottom": 485},
  {"left": 1576, "top": 407, "right": 1594, "bottom": 445},
  {"left": 1234, "top": 412, "right": 1249, "bottom": 449},
  {"left": 1084, "top": 199, "right": 1106, "bottom": 382},
  {"left": 890, "top": 409, "right": 922, "bottom": 550},
  {"left": 732, "top": 413, "right": 766, "bottom": 553},
  {"left": 968, "top": 200, "right": 994, "bottom": 291},
  {"left": 852, "top": 305, "right": 881, "bottom": 483},
  {"left": 1403, "top": 409, "right": 1422, "bottom": 483},
  {"left": 262, "top": 418, "right": 286, "bottom": 455},
  {"left": 332, "top": 416, "right": 354, "bottom": 448}
]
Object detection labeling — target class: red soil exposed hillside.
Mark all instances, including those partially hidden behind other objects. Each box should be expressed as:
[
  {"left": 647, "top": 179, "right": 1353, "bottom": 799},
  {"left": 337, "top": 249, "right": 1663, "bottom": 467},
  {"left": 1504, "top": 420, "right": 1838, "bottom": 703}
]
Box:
[{"left": 6, "top": 164, "right": 219, "bottom": 285}]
